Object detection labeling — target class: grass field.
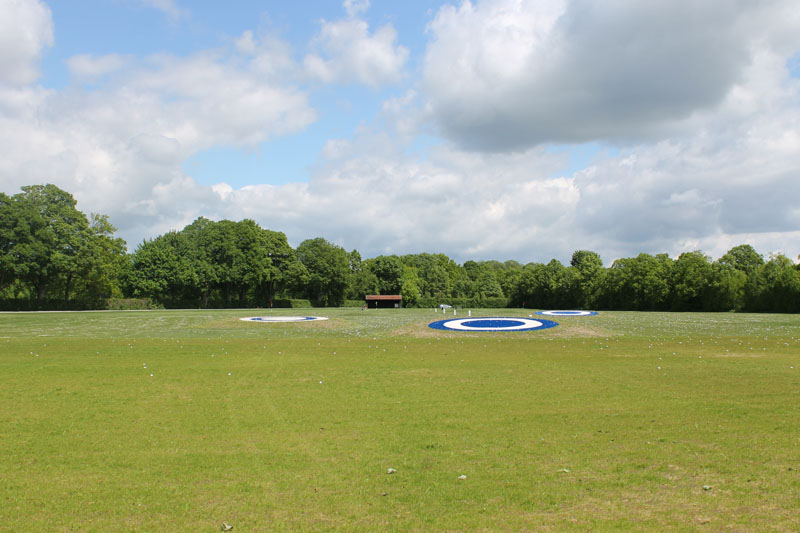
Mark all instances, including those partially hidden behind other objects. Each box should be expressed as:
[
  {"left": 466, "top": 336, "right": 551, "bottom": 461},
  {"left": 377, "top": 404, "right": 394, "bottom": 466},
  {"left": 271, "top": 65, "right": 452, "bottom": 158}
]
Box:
[{"left": 1, "top": 308, "right": 799, "bottom": 531}]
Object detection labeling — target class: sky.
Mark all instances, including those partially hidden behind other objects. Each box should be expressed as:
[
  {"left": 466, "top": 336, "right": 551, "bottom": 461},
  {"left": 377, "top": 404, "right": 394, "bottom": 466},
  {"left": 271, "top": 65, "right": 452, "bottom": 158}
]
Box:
[{"left": 1, "top": 0, "right": 800, "bottom": 266}]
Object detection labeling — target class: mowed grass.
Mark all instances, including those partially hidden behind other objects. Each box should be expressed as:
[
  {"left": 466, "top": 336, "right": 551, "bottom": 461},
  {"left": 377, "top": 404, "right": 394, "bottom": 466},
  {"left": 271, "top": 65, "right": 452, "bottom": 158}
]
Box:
[{"left": 1, "top": 309, "right": 799, "bottom": 531}]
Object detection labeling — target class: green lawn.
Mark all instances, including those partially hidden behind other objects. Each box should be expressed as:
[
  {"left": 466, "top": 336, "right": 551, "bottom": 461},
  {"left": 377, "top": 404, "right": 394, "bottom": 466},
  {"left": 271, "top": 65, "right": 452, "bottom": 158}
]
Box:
[{"left": 1, "top": 309, "right": 799, "bottom": 531}]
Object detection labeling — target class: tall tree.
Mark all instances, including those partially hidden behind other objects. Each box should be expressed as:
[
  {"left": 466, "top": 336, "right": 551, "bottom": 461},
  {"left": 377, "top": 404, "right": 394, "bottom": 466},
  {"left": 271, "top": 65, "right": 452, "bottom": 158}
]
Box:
[
  {"left": 719, "top": 244, "right": 764, "bottom": 276},
  {"left": 367, "top": 255, "right": 405, "bottom": 294},
  {"left": 671, "top": 251, "right": 712, "bottom": 311},
  {"left": 400, "top": 266, "right": 422, "bottom": 306},
  {"left": 708, "top": 261, "right": 747, "bottom": 311},
  {"left": 473, "top": 269, "right": 504, "bottom": 299},
  {"left": 126, "top": 232, "right": 183, "bottom": 302},
  {"left": 570, "top": 250, "right": 603, "bottom": 308},
  {"left": 78, "top": 213, "right": 127, "bottom": 299},
  {"left": 296, "top": 238, "right": 350, "bottom": 306},
  {"left": 0, "top": 192, "right": 27, "bottom": 295},
  {"left": 260, "top": 228, "right": 295, "bottom": 305},
  {"left": 346, "top": 249, "right": 379, "bottom": 300},
  {"left": 12, "top": 185, "right": 94, "bottom": 301},
  {"left": 596, "top": 253, "right": 672, "bottom": 310},
  {"left": 180, "top": 218, "right": 220, "bottom": 307},
  {"left": 749, "top": 254, "right": 800, "bottom": 312}
]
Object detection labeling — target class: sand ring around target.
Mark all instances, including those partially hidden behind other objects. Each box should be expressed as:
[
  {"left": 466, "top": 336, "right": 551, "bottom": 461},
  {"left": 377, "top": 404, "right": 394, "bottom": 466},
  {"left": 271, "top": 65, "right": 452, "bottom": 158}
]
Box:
[
  {"left": 428, "top": 317, "right": 558, "bottom": 332},
  {"left": 240, "top": 316, "right": 329, "bottom": 323},
  {"left": 535, "top": 310, "right": 598, "bottom": 316}
]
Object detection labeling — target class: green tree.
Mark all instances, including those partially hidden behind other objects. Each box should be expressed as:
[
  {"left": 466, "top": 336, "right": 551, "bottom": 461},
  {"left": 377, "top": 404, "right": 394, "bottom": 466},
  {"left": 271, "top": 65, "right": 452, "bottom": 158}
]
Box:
[
  {"left": 496, "top": 260, "right": 523, "bottom": 300},
  {"left": 259, "top": 228, "right": 295, "bottom": 305},
  {"left": 511, "top": 260, "right": 575, "bottom": 309},
  {"left": 474, "top": 269, "right": 504, "bottom": 299},
  {"left": 400, "top": 266, "right": 422, "bottom": 306},
  {"left": 0, "top": 192, "right": 28, "bottom": 295},
  {"left": 77, "top": 213, "right": 127, "bottom": 299},
  {"left": 402, "top": 253, "right": 451, "bottom": 298},
  {"left": 346, "top": 249, "right": 379, "bottom": 300},
  {"left": 570, "top": 250, "right": 603, "bottom": 308},
  {"left": 367, "top": 255, "right": 405, "bottom": 294},
  {"left": 596, "top": 253, "right": 672, "bottom": 310},
  {"left": 425, "top": 264, "right": 451, "bottom": 298},
  {"left": 125, "top": 232, "right": 183, "bottom": 302},
  {"left": 707, "top": 261, "right": 746, "bottom": 311},
  {"left": 671, "top": 251, "right": 712, "bottom": 311},
  {"left": 11, "top": 185, "right": 95, "bottom": 301},
  {"left": 296, "top": 238, "right": 350, "bottom": 306},
  {"left": 196, "top": 219, "right": 274, "bottom": 305},
  {"left": 180, "top": 218, "right": 220, "bottom": 307},
  {"left": 749, "top": 254, "right": 800, "bottom": 312},
  {"left": 719, "top": 244, "right": 764, "bottom": 276},
  {"left": 462, "top": 260, "right": 482, "bottom": 281},
  {"left": 282, "top": 260, "right": 311, "bottom": 299}
]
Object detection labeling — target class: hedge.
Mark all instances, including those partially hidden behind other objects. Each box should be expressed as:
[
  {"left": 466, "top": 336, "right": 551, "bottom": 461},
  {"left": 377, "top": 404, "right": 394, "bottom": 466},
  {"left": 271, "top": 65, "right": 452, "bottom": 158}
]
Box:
[
  {"left": 409, "top": 296, "right": 509, "bottom": 309},
  {"left": 0, "top": 298, "right": 161, "bottom": 311}
]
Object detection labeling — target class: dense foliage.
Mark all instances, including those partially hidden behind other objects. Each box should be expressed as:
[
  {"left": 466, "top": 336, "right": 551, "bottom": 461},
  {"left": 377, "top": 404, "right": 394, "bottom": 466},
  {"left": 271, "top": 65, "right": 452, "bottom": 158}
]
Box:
[
  {"left": 2, "top": 184, "right": 800, "bottom": 311},
  {"left": 1, "top": 185, "right": 127, "bottom": 306}
]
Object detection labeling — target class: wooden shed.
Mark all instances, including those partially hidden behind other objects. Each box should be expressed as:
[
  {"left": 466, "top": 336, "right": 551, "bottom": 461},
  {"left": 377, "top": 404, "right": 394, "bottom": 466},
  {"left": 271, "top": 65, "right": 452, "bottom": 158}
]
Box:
[{"left": 365, "top": 295, "right": 403, "bottom": 309}]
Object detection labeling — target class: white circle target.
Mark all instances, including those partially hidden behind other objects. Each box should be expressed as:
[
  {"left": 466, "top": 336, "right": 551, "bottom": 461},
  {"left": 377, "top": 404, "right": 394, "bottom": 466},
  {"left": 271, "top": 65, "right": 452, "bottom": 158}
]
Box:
[
  {"left": 429, "top": 317, "right": 558, "bottom": 332},
  {"left": 535, "top": 310, "right": 598, "bottom": 316},
  {"left": 240, "top": 316, "right": 328, "bottom": 323}
]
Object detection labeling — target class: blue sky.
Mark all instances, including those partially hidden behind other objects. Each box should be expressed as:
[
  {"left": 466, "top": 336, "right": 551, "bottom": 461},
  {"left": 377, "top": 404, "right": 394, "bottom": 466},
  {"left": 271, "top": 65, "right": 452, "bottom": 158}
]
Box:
[
  {"left": 2, "top": 0, "right": 800, "bottom": 264},
  {"left": 41, "top": 1, "right": 437, "bottom": 187}
]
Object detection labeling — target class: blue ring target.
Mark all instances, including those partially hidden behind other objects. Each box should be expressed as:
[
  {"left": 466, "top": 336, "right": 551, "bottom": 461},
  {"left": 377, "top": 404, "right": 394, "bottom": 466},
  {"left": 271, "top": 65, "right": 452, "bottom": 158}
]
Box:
[
  {"left": 240, "top": 316, "right": 328, "bottom": 322},
  {"left": 428, "top": 317, "right": 558, "bottom": 332},
  {"left": 535, "top": 310, "right": 598, "bottom": 316}
]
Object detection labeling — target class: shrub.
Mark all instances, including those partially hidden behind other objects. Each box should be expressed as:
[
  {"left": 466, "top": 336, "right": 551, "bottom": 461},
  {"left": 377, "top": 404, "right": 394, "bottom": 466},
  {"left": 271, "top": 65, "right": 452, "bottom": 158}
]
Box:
[{"left": 104, "top": 298, "right": 162, "bottom": 310}]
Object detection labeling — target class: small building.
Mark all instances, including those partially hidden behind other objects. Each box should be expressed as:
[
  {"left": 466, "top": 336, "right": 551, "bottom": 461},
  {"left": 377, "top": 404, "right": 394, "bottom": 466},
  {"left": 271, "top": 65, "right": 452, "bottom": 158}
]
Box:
[{"left": 365, "top": 295, "right": 403, "bottom": 309}]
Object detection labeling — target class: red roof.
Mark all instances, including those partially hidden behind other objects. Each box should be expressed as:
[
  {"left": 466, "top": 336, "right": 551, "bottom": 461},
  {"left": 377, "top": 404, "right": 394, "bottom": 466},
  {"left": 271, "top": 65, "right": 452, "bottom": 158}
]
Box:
[{"left": 365, "top": 295, "right": 403, "bottom": 300}]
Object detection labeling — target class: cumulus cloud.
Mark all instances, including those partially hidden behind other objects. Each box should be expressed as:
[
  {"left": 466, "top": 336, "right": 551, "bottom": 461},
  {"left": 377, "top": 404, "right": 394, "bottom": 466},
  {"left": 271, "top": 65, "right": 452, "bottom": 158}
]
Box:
[
  {"left": 0, "top": 0, "right": 53, "bottom": 85},
  {"left": 1, "top": 0, "right": 799, "bottom": 266},
  {"left": 248, "top": 26, "right": 800, "bottom": 263},
  {"left": 210, "top": 145, "right": 570, "bottom": 259},
  {"left": 304, "top": 2, "right": 408, "bottom": 87},
  {"left": 422, "top": 0, "right": 800, "bottom": 151},
  {"left": 0, "top": 25, "right": 315, "bottom": 248},
  {"left": 568, "top": 49, "right": 800, "bottom": 261}
]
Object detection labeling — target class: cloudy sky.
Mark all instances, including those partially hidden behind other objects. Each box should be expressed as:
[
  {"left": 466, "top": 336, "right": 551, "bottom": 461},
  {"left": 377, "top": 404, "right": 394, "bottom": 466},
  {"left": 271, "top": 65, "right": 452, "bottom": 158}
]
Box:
[{"left": 2, "top": 0, "right": 799, "bottom": 265}]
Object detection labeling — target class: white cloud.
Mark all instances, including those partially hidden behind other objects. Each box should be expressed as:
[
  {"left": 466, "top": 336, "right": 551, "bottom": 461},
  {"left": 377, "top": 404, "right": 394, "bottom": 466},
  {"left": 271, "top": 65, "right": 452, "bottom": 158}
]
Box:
[
  {"left": 344, "top": 0, "right": 370, "bottom": 19},
  {"left": 0, "top": 0, "right": 53, "bottom": 85},
  {"left": 422, "top": 0, "right": 800, "bottom": 151},
  {"left": 304, "top": 10, "right": 408, "bottom": 87},
  {"left": 67, "top": 54, "right": 128, "bottom": 82},
  {"left": 1, "top": 0, "right": 799, "bottom": 267},
  {"left": 239, "top": 29, "right": 800, "bottom": 263},
  {"left": 0, "top": 27, "right": 316, "bottom": 249},
  {"left": 567, "top": 48, "right": 800, "bottom": 261}
]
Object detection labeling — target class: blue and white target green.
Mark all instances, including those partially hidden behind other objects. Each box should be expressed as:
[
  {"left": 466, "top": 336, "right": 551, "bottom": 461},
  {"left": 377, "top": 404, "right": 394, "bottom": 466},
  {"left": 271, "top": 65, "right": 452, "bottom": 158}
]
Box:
[
  {"left": 240, "top": 316, "right": 328, "bottom": 322},
  {"left": 429, "top": 317, "right": 558, "bottom": 332},
  {"left": 535, "top": 310, "right": 598, "bottom": 316}
]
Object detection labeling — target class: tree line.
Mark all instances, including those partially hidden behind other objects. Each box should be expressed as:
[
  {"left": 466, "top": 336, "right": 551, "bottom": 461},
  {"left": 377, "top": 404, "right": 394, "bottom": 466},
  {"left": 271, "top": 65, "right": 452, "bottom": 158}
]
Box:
[{"left": 2, "top": 184, "right": 800, "bottom": 312}]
